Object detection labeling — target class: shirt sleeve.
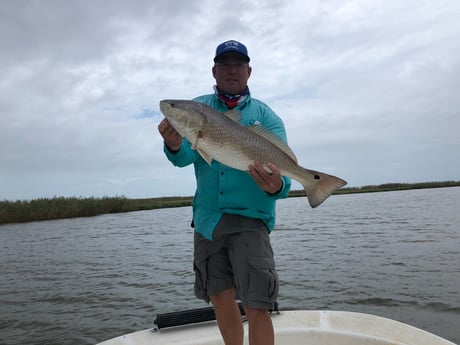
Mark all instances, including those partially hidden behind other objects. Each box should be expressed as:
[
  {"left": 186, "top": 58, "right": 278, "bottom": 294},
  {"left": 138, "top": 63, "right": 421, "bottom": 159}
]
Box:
[{"left": 163, "top": 139, "right": 198, "bottom": 167}]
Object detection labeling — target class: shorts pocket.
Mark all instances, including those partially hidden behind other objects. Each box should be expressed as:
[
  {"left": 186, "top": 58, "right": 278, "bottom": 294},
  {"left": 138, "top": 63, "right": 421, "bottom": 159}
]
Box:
[
  {"left": 193, "top": 262, "right": 208, "bottom": 302},
  {"left": 247, "top": 256, "right": 279, "bottom": 304}
]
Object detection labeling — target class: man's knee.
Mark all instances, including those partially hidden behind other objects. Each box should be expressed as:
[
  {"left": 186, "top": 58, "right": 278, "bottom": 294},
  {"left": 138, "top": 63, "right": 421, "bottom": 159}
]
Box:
[
  {"left": 210, "top": 287, "right": 236, "bottom": 308},
  {"left": 243, "top": 306, "right": 268, "bottom": 320}
]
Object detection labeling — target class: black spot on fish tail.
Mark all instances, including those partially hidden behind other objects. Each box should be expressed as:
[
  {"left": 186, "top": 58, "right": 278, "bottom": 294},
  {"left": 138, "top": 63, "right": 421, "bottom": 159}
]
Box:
[{"left": 303, "top": 168, "right": 347, "bottom": 208}]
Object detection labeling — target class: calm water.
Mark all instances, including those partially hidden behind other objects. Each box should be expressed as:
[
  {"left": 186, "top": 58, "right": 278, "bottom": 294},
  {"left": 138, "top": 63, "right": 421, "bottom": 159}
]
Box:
[{"left": 0, "top": 187, "right": 459, "bottom": 345}]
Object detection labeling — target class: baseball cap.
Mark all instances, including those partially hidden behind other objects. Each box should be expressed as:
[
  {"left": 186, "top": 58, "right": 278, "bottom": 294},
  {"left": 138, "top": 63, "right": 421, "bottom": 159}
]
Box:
[{"left": 214, "top": 40, "right": 250, "bottom": 62}]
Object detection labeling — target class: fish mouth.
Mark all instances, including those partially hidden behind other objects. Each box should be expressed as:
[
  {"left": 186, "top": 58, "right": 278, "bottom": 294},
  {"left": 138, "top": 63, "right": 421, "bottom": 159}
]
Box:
[
  {"left": 159, "top": 100, "right": 168, "bottom": 112},
  {"left": 160, "top": 100, "right": 175, "bottom": 112}
]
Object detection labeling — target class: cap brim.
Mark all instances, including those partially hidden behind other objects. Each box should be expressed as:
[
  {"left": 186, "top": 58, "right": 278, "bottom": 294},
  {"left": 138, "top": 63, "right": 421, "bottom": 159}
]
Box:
[{"left": 214, "top": 52, "right": 250, "bottom": 63}]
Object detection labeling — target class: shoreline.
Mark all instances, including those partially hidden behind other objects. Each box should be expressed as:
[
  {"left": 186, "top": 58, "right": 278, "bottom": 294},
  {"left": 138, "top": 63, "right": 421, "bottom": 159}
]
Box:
[{"left": 1, "top": 181, "right": 459, "bottom": 225}]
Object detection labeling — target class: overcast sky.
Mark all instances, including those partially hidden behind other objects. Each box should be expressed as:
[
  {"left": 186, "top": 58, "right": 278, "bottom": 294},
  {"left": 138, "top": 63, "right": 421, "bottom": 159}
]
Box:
[{"left": 1, "top": 0, "right": 459, "bottom": 201}]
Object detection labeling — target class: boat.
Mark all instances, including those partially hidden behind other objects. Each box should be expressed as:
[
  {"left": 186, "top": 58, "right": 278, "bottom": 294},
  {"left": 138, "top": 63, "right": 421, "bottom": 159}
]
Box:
[{"left": 96, "top": 306, "right": 456, "bottom": 345}]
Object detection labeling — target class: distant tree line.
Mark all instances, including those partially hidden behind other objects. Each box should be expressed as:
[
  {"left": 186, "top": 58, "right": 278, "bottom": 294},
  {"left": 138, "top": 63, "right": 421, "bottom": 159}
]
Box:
[
  {"left": 283, "top": 181, "right": 460, "bottom": 197},
  {"left": 1, "top": 181, "right": 458, "bottom": 224},
  {"left": 0, "top": 196, "right": 193, "bottom": 224}
]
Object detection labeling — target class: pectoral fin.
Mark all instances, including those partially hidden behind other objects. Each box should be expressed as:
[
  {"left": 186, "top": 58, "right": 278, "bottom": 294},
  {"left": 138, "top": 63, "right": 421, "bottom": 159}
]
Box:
[
  {"left": 197, "top": 148, "right": 213, "bottom": 165},
  {"left": 191, "top": 130, "right": 213, "bottom": 165}
]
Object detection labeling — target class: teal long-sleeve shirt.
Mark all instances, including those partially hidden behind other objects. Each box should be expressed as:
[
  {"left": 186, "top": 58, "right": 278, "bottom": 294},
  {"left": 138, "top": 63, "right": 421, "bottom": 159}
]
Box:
[{"left": 163, "top": 93, "right": 291, "bottom": 240}]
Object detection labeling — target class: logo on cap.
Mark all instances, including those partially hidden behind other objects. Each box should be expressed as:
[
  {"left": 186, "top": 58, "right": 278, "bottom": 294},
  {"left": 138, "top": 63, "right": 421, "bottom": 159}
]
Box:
[
  {"left": 224, "top": 41, "right": 241, "bottom": 50},
  {"left": 214, "top": 40, "right": 250, "bottom": 62}
]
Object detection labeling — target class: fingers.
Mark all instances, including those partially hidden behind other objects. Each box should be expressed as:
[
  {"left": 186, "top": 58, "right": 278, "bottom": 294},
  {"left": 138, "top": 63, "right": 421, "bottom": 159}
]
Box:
[
  {"left": 158, "top": 118, "right": 182, "bottom": 151},
  {"left": 158, "top": 119, "right": 174, "bottom": 135},
  {"left": 248, "top": 161, "right": 283, "bottom": 194},
  {"left": 158, "top": 119, "right": 179, "bottom": 139}
]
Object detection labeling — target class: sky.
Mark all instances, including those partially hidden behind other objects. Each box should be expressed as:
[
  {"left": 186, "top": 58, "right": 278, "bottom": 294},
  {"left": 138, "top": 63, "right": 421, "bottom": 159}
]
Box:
[{"left": 1, "top": 0, "right": 459, "bottom": 201}]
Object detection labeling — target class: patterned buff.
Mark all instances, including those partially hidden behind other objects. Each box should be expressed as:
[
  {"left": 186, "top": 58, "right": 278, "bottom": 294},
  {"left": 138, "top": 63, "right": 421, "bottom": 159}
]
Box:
[{"left": 214, "top": 85, "right": 249, "bottom": 109}]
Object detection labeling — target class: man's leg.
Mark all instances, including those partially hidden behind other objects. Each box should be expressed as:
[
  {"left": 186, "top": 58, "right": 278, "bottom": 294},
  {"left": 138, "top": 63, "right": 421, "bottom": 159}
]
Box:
[
  {"left": 210, "top": 288, "right": 244, "bottom": 345},
  {"left": 244, "top": 306, "right": 274, "bottom": 345}
]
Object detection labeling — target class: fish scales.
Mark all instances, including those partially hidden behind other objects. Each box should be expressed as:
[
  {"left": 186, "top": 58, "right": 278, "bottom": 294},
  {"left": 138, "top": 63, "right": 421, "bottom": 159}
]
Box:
[{"left": 160, "top": 99, "right": 347, "bottom": 207}]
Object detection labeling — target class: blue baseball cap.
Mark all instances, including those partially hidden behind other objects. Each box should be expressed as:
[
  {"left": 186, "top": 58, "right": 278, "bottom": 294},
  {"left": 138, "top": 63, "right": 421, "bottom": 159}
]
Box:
[{"left": 214, "top": 40, "right": 250, "bottom": 62}]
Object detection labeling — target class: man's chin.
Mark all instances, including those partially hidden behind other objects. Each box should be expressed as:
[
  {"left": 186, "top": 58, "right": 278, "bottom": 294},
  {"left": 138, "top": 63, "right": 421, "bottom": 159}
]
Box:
[{"left": 221, "top": 84, "right": 243, "bottom": 94}]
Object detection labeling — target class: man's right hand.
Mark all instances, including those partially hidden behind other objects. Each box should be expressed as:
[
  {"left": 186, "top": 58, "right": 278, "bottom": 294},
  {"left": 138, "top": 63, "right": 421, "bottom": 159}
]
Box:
[{"left": 158, "top": 118, "right": 182, "bottom": 152}]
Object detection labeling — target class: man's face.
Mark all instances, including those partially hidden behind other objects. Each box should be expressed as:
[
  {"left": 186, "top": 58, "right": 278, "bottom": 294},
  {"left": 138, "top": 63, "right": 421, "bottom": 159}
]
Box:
[{"left": 212, "top": 53, "right": 252, "bottom": 95}]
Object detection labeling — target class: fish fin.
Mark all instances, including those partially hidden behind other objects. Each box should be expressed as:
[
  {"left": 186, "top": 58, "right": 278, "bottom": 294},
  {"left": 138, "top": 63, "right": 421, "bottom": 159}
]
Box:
[
  {"left": 301, "top": 169, "right": 347, "bottom": 208},
  {"left": 248, "top": 125, "right": 298, "bottom": 163},
  {"left": 223, "top": 110, "right": 242, "bottom": 122},
  {"left": 191, "top": 131, "right": 213, "bottom": 164},
  {"left": 197, "top": 148, "right": 213, "bottom": 165},
  {"left": 191, "top": 135, "right": 199, "bottom": 150}
]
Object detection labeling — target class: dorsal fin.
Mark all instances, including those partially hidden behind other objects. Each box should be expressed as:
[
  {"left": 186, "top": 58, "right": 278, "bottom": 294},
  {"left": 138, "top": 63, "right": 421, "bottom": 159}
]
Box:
[
  {"left": 248, "top": 125, "right": 298, "bottom": 163},
  {"left": 223, "top": 110, "right": 241, "bottom": 122}
]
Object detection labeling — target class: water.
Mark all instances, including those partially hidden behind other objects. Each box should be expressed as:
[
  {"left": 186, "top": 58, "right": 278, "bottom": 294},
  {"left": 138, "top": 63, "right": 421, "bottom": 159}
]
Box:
[{"left": 1, "top": 187, "right": 459, "bottom": 345}]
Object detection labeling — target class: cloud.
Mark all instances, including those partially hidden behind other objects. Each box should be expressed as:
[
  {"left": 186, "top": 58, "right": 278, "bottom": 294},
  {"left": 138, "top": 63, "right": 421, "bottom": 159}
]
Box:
[{"left": 1, "top": 0, "right": 459, "bottom": 200}]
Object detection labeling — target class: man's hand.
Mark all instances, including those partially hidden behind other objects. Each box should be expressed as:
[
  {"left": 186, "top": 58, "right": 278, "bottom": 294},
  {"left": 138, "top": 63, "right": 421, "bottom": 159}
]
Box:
[
  {"left": 248, "top": 161, "right": 283, "bottom": 195},
  {"left": 158, "top": 118, "right": 182, "bottom": 152}
]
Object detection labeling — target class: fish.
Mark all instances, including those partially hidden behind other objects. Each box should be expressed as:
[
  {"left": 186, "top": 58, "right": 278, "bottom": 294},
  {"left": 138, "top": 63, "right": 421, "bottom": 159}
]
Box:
[{"left": 159, "top": 99, "right": 347, "bottom": 208}]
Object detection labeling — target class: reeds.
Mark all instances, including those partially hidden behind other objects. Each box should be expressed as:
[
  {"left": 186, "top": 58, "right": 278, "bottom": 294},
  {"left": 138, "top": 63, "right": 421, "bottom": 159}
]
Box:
[
  {"left": 1, "top": 181, "right": 458, "bottom": 224},
  {"left": 0, "top": 196, "right": 193, "bottom": 224}
]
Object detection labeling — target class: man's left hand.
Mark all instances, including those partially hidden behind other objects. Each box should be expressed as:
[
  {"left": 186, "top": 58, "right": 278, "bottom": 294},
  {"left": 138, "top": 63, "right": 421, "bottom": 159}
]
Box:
[{"left": 248, "top": 161, "right": 283, "bottom": 195}]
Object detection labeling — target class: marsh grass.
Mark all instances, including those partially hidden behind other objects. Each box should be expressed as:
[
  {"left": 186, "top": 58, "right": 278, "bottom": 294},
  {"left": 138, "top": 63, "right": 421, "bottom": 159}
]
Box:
[
  {"left": 0, "top": 196, "right": 193, "bottom": 224},
  {"left": 1, "top": 181, "right": 458, "bottom": 224},
  {"left": 288, "top": 180, "right": 460, "bottom": 197}
]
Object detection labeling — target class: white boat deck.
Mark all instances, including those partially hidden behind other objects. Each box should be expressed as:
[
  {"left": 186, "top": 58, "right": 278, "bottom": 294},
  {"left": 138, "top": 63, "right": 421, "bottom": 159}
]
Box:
[{"left": 97, "top": 310, "right": 456, "bottom": 345}]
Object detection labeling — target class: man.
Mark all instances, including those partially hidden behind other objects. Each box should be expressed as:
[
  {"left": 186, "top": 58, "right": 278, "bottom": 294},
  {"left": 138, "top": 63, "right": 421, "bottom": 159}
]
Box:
[{"left": 158, "top": 40, "right": 291, "bottom": 345}]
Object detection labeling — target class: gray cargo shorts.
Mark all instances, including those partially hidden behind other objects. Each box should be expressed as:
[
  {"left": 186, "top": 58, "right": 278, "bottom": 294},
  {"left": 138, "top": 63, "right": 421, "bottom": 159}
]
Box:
[{"left": 193, "top": 213, "right": 279, "bottom": 310}]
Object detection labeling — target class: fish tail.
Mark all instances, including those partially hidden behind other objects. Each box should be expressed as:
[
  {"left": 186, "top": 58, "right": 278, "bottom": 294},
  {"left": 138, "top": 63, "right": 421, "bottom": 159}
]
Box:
[{"left": 301, "top": 169, "right": 347, "bottom": 208}]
